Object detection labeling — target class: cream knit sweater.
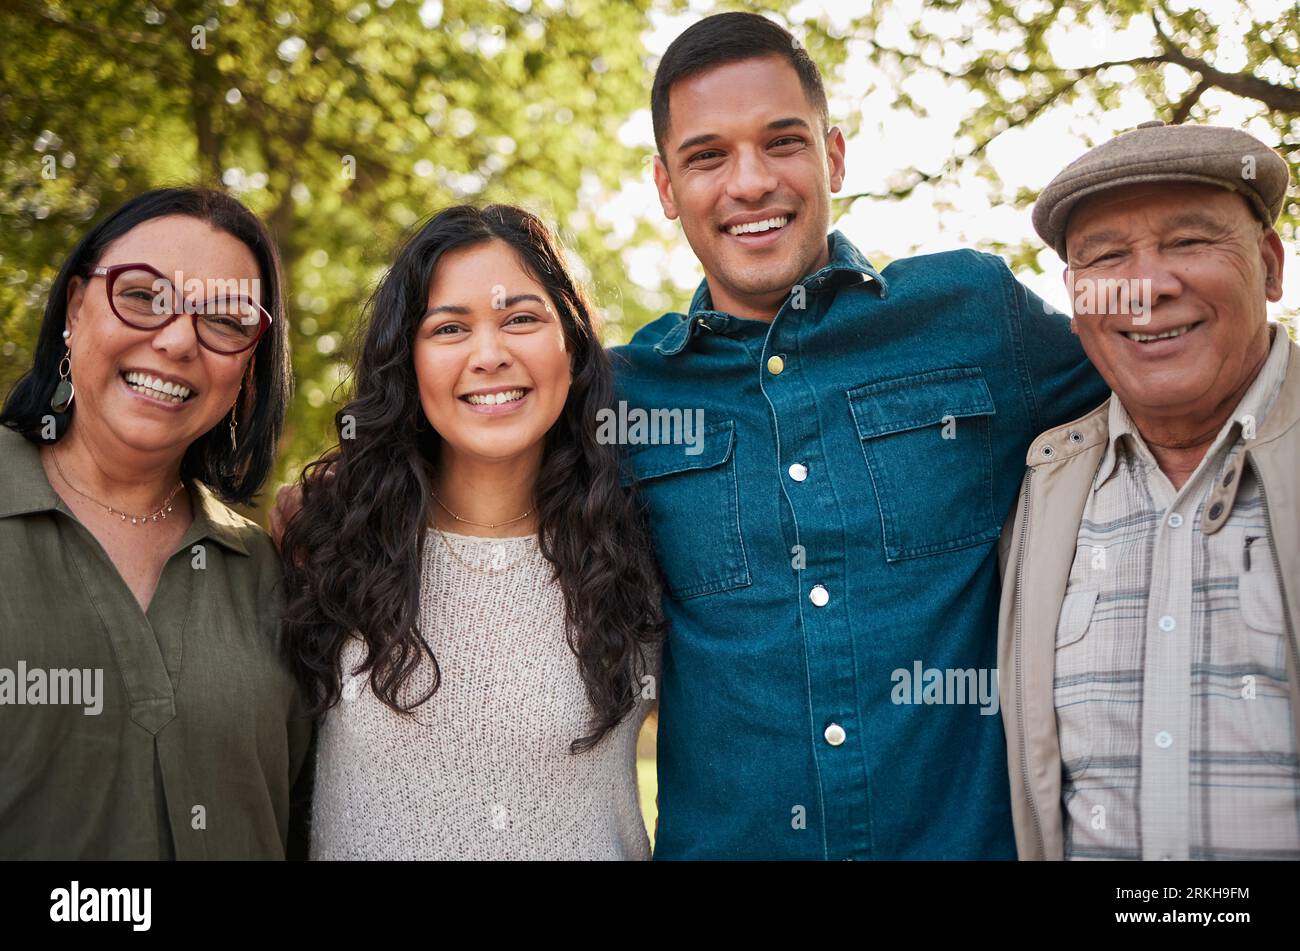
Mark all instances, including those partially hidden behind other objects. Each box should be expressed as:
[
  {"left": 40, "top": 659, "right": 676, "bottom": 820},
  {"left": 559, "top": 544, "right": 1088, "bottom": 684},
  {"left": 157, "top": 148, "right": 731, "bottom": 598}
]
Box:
[{"left": 309, "top": 529, "right": 656, "bottom": 860}]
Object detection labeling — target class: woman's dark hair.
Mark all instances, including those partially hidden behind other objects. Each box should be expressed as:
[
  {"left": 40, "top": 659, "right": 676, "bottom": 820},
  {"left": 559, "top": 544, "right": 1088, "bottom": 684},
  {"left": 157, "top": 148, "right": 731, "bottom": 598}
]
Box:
[
  {"left": 0, "top": 186, "right": 291, "bottom": 505},
  {"left": 282, "top": 204, "right": 667, "bottom": 753}
]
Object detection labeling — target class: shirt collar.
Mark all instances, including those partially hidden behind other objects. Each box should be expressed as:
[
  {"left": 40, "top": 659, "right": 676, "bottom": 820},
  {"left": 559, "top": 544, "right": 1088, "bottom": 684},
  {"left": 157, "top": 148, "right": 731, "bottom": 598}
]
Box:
[
  {"left": 0, "top": 424, "right": 250, "bottom": 556},
  {"left": 185, "top": 481, "right": 252, "bottom": 557},
  {"left": 653, "top": 230, "right": 887, "bottom": 357},
  {"left": 1093, "top": 322, "right": 1292, "bottom": 491},
  {"left": 0, "top": 425, "right": 59, "bottom": 518},
  {"left": 1093, "top": 397, "right": 1142, "bottom": 489}
]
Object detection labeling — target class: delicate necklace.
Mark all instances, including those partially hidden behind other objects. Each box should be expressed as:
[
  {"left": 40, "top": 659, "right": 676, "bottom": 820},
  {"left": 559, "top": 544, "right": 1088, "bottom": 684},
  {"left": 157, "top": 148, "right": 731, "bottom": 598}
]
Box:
[
  {"left": 51, "top": 451, "right": 185, "bottom": 526},
  {"left": 430, "top": 490, "right": 532, "bottom": 529},
  {"left": 433, "top": 524, "right": 534, "bottom": 575}
]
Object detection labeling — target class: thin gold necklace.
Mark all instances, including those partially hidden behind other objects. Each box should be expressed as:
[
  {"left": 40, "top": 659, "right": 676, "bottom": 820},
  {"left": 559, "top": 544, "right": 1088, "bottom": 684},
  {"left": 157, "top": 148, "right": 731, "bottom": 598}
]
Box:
[
  {"left": 430, "top": 490, "right": 532, "bottom": 529},
  {"left": 51, "top": 451, "right": 185, "bottom": 526}
]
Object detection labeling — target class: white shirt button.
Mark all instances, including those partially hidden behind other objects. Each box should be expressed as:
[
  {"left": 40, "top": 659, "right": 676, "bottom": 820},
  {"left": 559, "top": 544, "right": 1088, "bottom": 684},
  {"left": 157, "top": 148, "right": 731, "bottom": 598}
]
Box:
[
  {"left": 1158, "top": 615, "right": 1176, "bottom": 632},
  {"left": 788, "top": 463, "right": 808, "bottom": 482},
  {"left": 1167, "top": 513, "right": 1183, "bottom": 528},
  {"left": 809, "top": 585, "right": 829, "bottom": 607},
  {"left": 1155, "top": 731, "right": 1173, "bottom": 749},
  {"left": 824, "top": 723, "right": 846, "bottom": 746}
]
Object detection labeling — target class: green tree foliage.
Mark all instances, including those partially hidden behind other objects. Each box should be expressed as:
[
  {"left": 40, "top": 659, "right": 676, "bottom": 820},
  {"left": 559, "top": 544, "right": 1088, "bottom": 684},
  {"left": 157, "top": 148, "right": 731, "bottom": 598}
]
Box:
[
  {"left": 0, "top": 0, "right": 662, "bottom": 504},
  {"left": 2, "top": 0, "right": 1297, "bottom": 516},
  {"left": 832, "top": 0, "right": 1299, "bottom": 274}
]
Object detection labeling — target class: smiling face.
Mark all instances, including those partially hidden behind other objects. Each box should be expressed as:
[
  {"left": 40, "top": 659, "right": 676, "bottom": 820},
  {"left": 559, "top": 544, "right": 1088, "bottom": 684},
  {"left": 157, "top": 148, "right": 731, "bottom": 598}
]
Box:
[
  {"left": 414, "top": 239, "right": 572, "bottom": 469},
  {"left": 64, "top": 214, "right": 259, "bottom": 461},
  {"left": 1064, "top": 181, "right": 1285, "bottom": 424},
  {"left": 652, "top": 55, "right": 846, "bottom": 320}
]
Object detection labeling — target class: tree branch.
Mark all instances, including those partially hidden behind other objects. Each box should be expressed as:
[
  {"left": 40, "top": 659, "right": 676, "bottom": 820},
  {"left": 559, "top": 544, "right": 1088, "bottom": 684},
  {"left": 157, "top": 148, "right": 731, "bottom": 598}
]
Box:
[
  {"left": 1151, "top": 8, "right": 1300, "bottom": 112},
  {"left": 1170, "top": 76, "right": 1211, "bottom": 123}
]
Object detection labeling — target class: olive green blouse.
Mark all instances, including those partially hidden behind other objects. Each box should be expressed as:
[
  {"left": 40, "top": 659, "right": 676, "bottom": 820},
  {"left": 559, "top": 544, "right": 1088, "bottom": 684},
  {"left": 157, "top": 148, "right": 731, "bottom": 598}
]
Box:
[{"left": 0, "top": 424, "right": 313, "bottom": 859}]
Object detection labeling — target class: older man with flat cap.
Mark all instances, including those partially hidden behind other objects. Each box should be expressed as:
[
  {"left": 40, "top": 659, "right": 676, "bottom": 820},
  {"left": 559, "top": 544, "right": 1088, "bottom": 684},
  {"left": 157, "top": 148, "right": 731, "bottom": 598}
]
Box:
[{"left": 998, "top": 120, "right": 1300, "bottom": 860}]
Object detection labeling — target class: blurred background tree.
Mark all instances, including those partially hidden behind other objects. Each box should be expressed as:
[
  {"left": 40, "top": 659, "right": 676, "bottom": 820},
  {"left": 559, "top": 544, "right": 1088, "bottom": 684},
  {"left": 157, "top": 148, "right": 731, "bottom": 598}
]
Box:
[
  {"left": 830, "top": 0, "right": 1300, "bottom": 274},
  {"left": 0, "top": 0, "right": 673, "bottom": 508},
  {"left": 3, "top": 1, "right": 1294, "bottom": 521}
]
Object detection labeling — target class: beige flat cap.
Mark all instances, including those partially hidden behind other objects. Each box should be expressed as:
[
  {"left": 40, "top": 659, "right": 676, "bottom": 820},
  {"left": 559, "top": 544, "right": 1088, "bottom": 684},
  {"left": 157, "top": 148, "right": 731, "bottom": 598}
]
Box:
[{"left": 1033, "top": 120, "right": 1291, "bottom": 260}]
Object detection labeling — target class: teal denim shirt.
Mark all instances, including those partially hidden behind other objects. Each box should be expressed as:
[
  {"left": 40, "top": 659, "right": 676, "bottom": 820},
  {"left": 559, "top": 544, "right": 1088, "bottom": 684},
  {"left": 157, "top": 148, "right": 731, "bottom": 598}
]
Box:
[{"left": 612, "top": 231, "right": 1108, "bottom": 859}]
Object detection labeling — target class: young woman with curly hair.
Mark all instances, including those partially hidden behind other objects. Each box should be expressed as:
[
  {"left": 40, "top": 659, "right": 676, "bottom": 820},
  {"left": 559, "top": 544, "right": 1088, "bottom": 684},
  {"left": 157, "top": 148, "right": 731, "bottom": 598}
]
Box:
[{"left": 281, "top": 205, "right": 666, "bottom": 860}]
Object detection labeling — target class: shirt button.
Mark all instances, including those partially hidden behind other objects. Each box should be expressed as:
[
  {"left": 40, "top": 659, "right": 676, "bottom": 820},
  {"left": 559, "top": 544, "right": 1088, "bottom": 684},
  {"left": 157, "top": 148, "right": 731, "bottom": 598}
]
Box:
[
  {"left": 788, "top": 463, "right": 808, "bottom": 482},
  {"left": 766, "top": 355, "right": 785, "bottom": 375},
  {"left": 1158, "top": 615, "right": 1176, "bottom": 632},
  {"left": 1167, "top": 513, "right": 1183, "bottom": 528},
  {"left": 1154, "top": 731, "right": 1173, "bottom": 749},
  {"left": 809, "top": 584, "right": 829, "bottom": 607},
  {"left": 824, "top": 723, "right": 846, "bottom": 746}
]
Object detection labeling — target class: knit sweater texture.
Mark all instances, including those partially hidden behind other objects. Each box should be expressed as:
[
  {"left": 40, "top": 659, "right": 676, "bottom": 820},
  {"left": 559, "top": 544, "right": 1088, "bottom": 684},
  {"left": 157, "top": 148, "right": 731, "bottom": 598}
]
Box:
[{"left": 310, "top": 528, "right": 656, "bottom": 860}]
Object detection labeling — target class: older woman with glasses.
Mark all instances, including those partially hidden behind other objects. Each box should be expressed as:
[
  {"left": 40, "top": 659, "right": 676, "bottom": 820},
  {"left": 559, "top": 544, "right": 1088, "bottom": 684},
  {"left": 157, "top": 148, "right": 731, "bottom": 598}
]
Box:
[{"left": 0, "top": 187, "right": 312, "bottom": 859}]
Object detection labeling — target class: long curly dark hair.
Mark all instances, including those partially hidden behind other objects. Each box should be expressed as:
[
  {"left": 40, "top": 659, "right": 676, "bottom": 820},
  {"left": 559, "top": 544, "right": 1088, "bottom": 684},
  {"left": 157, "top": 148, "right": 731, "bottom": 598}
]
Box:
[{"left": 281, "top": 204, "right": 666, "bottom": 753}]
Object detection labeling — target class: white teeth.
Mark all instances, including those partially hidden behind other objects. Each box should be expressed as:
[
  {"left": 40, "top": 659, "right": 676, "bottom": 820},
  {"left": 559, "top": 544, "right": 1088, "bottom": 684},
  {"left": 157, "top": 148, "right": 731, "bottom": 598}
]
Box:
[
  {"left": 727, "top": 216, "right": 788, "bottom": 236},
  {"left": 124, "top": 371, "right": 191, "bottom": 402},
  {"left": 1124, "top": 325, "right": 1193, "bottom": 343},
  {"left": 465, "top": 389, "right": 525, "bottom": 406}
]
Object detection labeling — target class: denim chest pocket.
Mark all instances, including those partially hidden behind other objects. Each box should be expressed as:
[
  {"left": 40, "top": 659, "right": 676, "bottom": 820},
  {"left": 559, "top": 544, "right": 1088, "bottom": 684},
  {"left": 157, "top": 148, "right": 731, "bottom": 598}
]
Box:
[
  {"left": 847, "top": 367, "right": 999, "bottom": 562},
  {"left": 620, "top": 418, "right": 751, "bottom": 600}
]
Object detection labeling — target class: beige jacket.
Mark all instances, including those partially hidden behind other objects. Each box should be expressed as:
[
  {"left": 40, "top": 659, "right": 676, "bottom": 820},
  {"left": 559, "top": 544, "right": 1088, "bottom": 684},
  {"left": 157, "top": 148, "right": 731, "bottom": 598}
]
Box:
[{"left": 997, "top": 334, "right": 1300, "bottom": 860}]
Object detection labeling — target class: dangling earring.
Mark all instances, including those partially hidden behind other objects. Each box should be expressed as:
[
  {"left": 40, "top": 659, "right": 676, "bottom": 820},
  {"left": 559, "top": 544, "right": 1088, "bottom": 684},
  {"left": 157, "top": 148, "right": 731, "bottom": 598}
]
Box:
[
  {"left": 51, "top": 330, "right": 74, "bottom": 413},
  {"left": 228, "top": 403, "right": 239, "bottom": 452}
]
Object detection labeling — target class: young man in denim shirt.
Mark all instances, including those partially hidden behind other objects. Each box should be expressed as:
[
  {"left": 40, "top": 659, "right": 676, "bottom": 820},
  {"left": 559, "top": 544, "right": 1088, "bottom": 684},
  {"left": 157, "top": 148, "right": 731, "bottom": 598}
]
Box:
[{"left": 612, "top": 12, "right": 1109, "bottom": 859}]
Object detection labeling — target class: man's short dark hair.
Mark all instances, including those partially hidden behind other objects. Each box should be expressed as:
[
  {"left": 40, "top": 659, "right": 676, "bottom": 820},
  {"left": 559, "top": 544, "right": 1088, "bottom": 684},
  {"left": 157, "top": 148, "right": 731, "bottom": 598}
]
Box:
[{"left": 651, "top": 12, "right": 830, "bottom": 157}]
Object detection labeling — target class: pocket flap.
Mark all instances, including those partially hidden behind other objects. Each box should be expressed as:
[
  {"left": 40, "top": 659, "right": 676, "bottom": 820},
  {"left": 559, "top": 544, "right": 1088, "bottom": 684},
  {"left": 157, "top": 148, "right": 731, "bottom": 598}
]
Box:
[
  {"left": 1240, "top": 569, "right": 1286, "bottom": 634},
  {"left": 619, "top": 419, "right": 735, "bottom": 486},
  {"left": 1056, "top": 588, "right": 1099, "bottom": 649},
  {"left": 848, "top": 367, "right": 995, "bottom": 439}
]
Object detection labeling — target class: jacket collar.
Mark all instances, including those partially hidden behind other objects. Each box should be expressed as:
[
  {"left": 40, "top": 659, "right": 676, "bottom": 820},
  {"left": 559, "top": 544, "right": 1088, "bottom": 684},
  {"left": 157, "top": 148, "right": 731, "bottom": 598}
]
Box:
[
  {"left": 1253, "top": 326, "right": 1300, "bottom": 445},
  {"left": 653, "top": 230, "right": 887, "bottom": 357},
  {"left": 0, "top": 424, "right": 250, "bottom": 556},
  {"left": 1024, "top": 398, "right": 1111, "bottom": 468}
]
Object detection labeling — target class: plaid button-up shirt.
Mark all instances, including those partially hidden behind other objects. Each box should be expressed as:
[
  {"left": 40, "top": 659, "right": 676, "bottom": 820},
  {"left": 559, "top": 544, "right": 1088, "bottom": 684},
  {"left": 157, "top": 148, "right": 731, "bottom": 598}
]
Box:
[{"left": 1056, "top": 325, "right": 1299, "bottom": 860}]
